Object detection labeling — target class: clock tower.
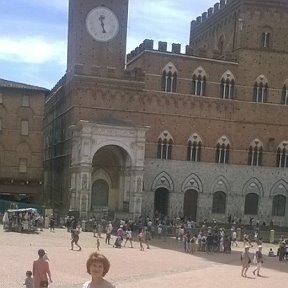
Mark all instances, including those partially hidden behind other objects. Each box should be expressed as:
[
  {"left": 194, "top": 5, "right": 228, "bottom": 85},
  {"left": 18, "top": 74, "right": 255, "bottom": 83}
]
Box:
[{"left": 67, "top": 0, "right": 129, "bottom": 76}]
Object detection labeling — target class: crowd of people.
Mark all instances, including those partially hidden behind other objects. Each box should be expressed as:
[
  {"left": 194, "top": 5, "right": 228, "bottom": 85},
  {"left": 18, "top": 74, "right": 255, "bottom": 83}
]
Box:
[{"left": 19, "top": 212, "right": 288, "bottom": 288}]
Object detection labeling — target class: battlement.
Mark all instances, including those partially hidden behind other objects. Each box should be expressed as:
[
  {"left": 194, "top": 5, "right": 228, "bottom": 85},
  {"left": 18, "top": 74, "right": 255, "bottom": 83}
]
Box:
[
  {"left": 127, "top": 39, "right": 183, "bottom": 62},
  {"left": 191, "top": 0, "right": 232, "bottom": 30}
]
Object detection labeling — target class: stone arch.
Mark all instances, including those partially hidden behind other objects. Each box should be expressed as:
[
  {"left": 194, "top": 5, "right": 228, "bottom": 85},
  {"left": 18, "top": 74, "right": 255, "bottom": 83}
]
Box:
[
  {"left": 152, "top": 171, "right": 174, "bottom": 192},
  {"left": 220, "top": 70, "right": 235, "bottom": 81},
  {"left": 162, "top": 62, "right": 178, "bottom": 74},
  {"left": 158, "top": 130, "right": 174, "bottom": 142},
  {"left": 211, "top": 175, "right": 231, "bottom": 195},
  {"left": 255, "top": 74, "right": 268, "bottom": 85},
  {"left": 249, "top": 138, "right": 264, "bottom": 147},
  {"left": 270, "top": 179, "right": 288, "bottom": 197},
  {"left": 192, "top": 66, "right": 207, "bottom": 78},
  {"left": 216, "top": 135, "right": 231, "bottom": 146},
  {"left": 187, "top": 133, "right": 203, "bottom": 144},
  {"left": 92, "top": 168, "right": 113, "bottom": 189},
  {"left": 242, "top": 177, "right": 264, "bottom": 197},
  {"left": 92, "top": 140, "right": 134, "bottom": 167},
  {"left": 182, "top": 173, "right": 203, "bottom": 193}
]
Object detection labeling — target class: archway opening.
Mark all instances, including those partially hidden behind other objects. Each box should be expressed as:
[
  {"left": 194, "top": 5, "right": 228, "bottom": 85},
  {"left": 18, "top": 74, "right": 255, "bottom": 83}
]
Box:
[
  {"left": 154, "top": 188, "right": 169, "bottom": 217},
  {"left": 183, "top": 189, "right": 198, "bottom": 221},
  {"left": 91, "top": 145, "right": 131, "bottom": 216}
]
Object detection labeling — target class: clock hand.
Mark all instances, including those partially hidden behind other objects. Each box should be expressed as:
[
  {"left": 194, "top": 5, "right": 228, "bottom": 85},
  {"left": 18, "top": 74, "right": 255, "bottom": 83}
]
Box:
[{"left": 99, "top": 15, "right": 106, "bottom": 33}]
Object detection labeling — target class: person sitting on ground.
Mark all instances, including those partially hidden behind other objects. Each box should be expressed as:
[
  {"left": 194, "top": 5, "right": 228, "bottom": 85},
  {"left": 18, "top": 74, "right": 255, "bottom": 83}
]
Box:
[
  {"left": 268, "top": 248, "right": 276, "bottom": 257},
  {"left": 83, "top": 252, "right": 115, "bottom": 288}
]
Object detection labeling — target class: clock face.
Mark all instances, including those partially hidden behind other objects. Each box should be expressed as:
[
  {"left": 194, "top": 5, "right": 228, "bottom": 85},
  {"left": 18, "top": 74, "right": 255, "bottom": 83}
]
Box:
[{"left": 86, "top": 7, "right": 119, "bottom": 42}]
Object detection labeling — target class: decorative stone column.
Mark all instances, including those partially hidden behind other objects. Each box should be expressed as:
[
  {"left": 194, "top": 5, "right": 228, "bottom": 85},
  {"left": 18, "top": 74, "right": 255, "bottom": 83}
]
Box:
[
  {"left": 129, "top": 169, "right": 144, "bottom": 218},
  {"left": 270, "top": 230, "right": 275, "bottom": 243}
]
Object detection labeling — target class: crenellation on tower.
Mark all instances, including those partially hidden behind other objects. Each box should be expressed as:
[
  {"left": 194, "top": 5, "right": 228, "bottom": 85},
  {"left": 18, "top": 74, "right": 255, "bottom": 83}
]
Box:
[
  {"left": 214, "top": 3, "right": 219, "bottom": 13},
  {"left": 202, "top": 12, "right": 207, "bottom": 21},
  {"left": 220, "top": 0, "right": 226, "bottom": 8},
  {"left": 127, "top": 39, "right": 183, "bottom": 63},
  {"left": 172, "top": 43, "right": 181, "bottom": 54},
  {"left": 193, "top": 0, "right": 231, "bottom": 27},
  {"left": 208, "top": 7, "right": 214, "bottom": 17}
]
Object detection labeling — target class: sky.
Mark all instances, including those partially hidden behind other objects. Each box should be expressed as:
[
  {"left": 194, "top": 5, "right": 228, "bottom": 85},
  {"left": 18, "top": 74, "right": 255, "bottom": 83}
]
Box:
[{"left": 0, "top": 0, "right": 217, "bottom": 89}]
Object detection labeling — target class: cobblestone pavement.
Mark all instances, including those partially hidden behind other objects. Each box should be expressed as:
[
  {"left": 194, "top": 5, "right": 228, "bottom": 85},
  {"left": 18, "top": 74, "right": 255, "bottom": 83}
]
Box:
[{"left": 0, "top": 226, "right": 287, "bottom": 288}]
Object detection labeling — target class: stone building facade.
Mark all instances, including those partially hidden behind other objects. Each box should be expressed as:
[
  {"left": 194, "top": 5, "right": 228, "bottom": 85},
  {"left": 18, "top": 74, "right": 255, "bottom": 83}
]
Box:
[
  {"left": 0, "top": 79, "right": 47, "bottom": 203},
  {"left": 44, "top": 0, "right": 288, "bottom": 225}
]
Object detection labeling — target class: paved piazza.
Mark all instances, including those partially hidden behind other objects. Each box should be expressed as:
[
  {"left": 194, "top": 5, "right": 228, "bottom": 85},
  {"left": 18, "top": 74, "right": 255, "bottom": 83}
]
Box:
[{"left": 0, "top": 226, "right": 287, "bottom": 288}]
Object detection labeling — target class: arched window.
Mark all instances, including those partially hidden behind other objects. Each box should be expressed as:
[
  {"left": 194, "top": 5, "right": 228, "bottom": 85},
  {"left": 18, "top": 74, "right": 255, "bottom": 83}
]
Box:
[
  {"left": 253, "top": 75, "right": 268, "bottom": 103},
  {"left": 272, "top": 195, "right": 286, "bottom": 216},
  {"left": 261, "top": 32, "right": 270, "bottom": 48},
  {"left": 276, "top": 142, "right": 288, "bottom": 168},
  {"left": 282, "top": 84, "right": 288, "bottom": 105},
  {"left": 244, "top": 193, "right": 259, "bottom": 215},
  {"left": 192, "top": 67, "right": 207, "bottom": 96},
  {"left": 187, "top": 134, "right": 202, "bottom": 161},
  {"left": 220, "top": 71, "right": 235, "bottom": 99},
  {"left": 215, "top": 136, "right": 230, "bottom": 164},
  {"left": 157, "top": 131, "right": 173, "bottom": 160},
  {"left": 212, "top": 191, "right": 226, "bottom": 214},
  {"left": 161, "top": 62, "right": 177, "bottom": 93},
  {"left": 248, "top": 139, "right": 263, "bottom": 166}
]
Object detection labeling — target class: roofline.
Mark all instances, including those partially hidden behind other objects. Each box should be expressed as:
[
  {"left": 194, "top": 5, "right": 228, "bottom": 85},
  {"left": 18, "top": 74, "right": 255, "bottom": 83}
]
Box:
[
  {"left": 127, "top": 49, "right": 239, "bottom": 66},
  {"left": 0, "top": 78, "right": 49, "bottom": 92}
]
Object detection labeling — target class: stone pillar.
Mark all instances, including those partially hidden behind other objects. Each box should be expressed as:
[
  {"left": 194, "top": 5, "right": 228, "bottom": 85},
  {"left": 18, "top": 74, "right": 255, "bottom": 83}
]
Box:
[
  {"left": 128, "top": 169, "right": 144, "bottom": 218},
  {"left": 236, "top": 228, "right": 242, "bottom": 241},
  {"left": 270, "top": 230, "right": 275, "bottom": 243},
  {"left": 132, "top": 193, "right": 142, "bottom": 217},
  {"left": 76, "top": 167, "right": 92, "bottom": 219}
]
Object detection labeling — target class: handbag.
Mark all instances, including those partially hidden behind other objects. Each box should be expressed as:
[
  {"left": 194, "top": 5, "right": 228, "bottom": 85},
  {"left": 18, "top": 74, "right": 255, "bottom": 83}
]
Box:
[{"left": 40, "top": 280, "right": 49, "bottom": 287}]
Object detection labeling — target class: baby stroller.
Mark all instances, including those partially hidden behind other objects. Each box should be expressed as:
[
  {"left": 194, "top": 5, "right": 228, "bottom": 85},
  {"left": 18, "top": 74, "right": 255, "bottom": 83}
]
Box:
[{"left": 113, "top": 235, "right": 123, "bottom": 248}]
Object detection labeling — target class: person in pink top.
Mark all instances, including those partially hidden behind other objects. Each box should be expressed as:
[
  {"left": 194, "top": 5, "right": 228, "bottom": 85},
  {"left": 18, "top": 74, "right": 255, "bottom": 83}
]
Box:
[
  {"left": 33, "top": 249, "right": 52, "bottom": 288},
  {"left": 138, "top": 229, "right": 145, "bottom": 251}
]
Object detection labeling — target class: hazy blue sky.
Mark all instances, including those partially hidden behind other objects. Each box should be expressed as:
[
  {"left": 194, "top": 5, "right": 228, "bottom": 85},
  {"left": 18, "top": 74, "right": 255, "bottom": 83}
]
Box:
[{"left": 0, "top": 0, "right": 217, "bottom": 89}]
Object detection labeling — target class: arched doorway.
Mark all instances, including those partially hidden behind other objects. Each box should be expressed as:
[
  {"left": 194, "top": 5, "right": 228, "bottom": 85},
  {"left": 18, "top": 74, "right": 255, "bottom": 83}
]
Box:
[
  {"left": 154, "top": 188, "right": 169, "bottom": 216},
  {"left": 183, "top": 189, "right": 198, "bottom": 220},
  {"left": 91, "top": 145, "right": 131, "bottom": 215},
  {"left": 91, "top": 179, "right": 109, "bottom": 209}
]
